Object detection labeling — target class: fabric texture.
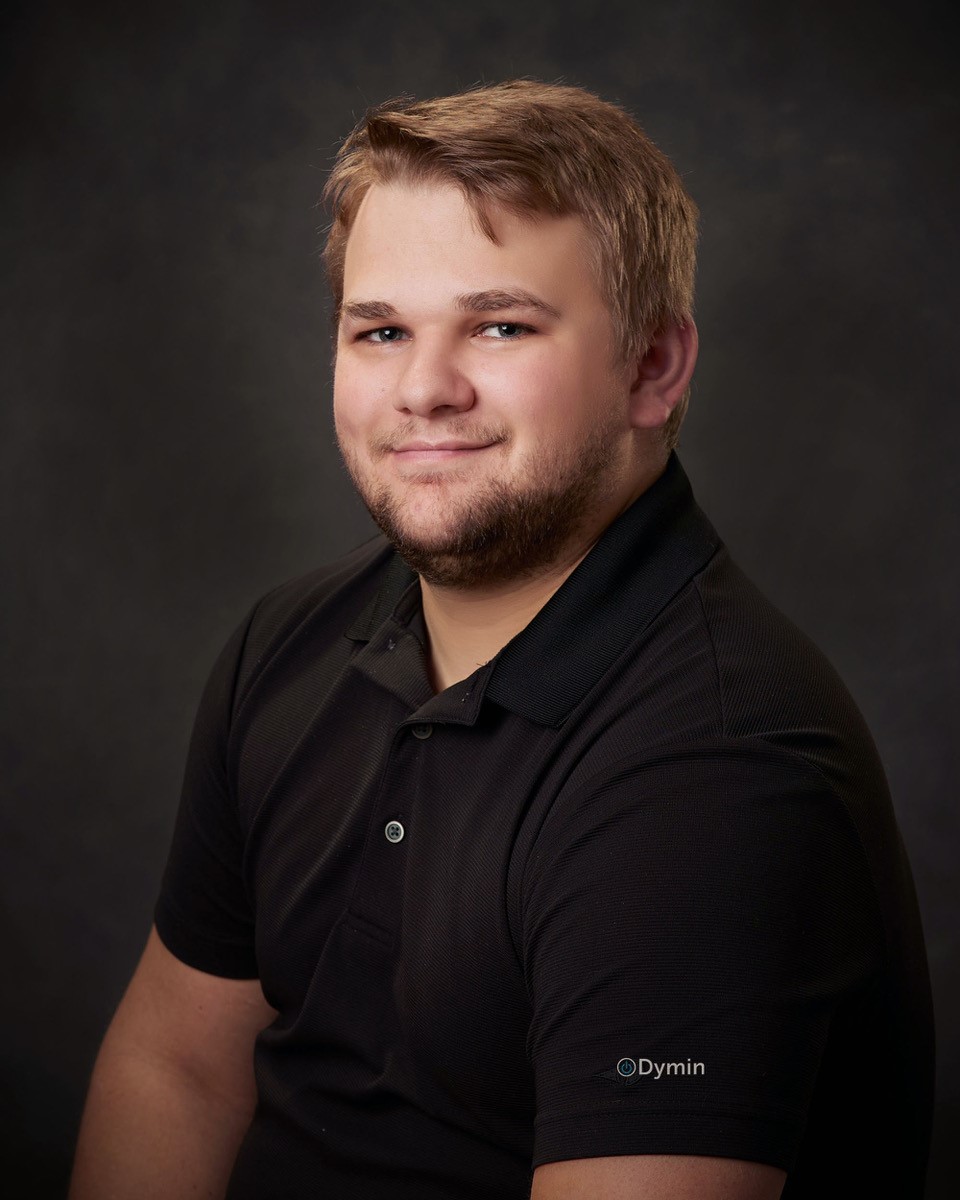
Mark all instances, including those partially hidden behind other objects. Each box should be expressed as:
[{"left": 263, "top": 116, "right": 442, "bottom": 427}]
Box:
[{"left": 154, "top": 452, "right": 934, "bottom": 1199}]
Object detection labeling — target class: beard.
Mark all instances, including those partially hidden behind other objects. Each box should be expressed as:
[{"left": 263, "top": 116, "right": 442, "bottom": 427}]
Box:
[{"left": 336, "top": 409, "right": 625, "bottom": 590}]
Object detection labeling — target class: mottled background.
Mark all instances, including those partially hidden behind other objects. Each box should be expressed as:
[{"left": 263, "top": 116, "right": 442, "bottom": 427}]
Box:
[{"left": 2, "top": 0, "right": 957, "bottom": 1194}]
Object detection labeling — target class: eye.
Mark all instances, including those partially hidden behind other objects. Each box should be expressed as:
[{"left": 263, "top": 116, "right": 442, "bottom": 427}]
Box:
[
  {"left": 478, "top": 322, "right": 533, "bottom": 340},
  {"left": 358, "top": 326, "right": 407, "bottom": 343}
]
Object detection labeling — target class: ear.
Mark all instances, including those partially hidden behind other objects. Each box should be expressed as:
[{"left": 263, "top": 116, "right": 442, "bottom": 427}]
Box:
[{"left": 627, "top": 320, "right": 698, "bottom": 430}]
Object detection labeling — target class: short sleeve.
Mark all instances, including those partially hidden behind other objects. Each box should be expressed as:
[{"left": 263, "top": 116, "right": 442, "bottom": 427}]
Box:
[
  {"left": 520, "top": 741, "right": 882, "bottom": 1172},
  {"left": 153, "top": 603, "right": 262, "bottom": 979}
]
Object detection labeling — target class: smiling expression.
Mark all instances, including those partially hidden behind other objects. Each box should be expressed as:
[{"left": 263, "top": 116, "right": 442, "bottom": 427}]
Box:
[{"left": 332, "top": 180, "right": 642, "bottom": 588}]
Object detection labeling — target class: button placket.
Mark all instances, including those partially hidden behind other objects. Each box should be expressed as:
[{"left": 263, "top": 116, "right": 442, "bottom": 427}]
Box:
[{"left": 347, "top": 724, "right": 428, "bottom": 933}]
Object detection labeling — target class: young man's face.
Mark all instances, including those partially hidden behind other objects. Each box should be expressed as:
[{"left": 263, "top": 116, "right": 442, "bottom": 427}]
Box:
[{"left": 332, "top": 180, "right": 640, "bottom": 589}]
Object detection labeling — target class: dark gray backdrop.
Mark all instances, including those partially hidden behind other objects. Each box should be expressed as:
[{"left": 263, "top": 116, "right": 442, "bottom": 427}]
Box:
[{"left": 3, "top": 0, "right": 957, "bottom": 1195}]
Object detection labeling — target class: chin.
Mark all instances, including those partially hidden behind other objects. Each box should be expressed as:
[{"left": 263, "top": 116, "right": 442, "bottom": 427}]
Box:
[
  {"left": 384, "top": 488, "right": 468, "bottom": 526},
  {"left": 386, "top": 519, "right": 466, "bottom": 555}
]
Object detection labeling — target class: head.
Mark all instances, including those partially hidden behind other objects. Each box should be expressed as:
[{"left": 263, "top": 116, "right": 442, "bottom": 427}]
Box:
[
  {"left": 323, "top": 81, "right": 699, "bottom": 590},
  {"left": 323, "top": 79, "right": 699, "bottom": 452}
]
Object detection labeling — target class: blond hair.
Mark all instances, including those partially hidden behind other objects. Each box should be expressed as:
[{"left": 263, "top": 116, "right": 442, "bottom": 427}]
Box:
[{"left": 322, "top": 79, "right": 699, "bottom": 450}]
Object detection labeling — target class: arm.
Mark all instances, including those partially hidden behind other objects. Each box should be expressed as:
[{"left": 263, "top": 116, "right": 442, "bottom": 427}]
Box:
[
  {"left": 531, "top": 1154, "right": 786, "bottom": 1199},
  {"left": 69, "top": 925, "right": 277, "bottom": 1200},
  {"left": 520, "top": 745, "right": 882, "bottom": 1188}
]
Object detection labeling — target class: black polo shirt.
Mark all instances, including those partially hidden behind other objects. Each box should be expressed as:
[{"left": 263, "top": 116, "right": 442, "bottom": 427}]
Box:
[{"left": 154, "top": 453, "right": 934, "bottom": 1199}]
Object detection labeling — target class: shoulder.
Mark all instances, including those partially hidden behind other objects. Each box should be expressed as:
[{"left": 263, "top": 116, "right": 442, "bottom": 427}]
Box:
[
  {"left": 249, "top": 532, "right": 392, "bottom": 641},
  {"left": 693, "top": 548, "right": 856, "bottom": 718},
  {"left": 526, "top": 543, "right": 895, "bottom": 897},
  {"left": 689, "top": 548, "right": 883, "bottom": 785},
  {"left": 229, "top": 532, "right": 395, "bottom": 699}
]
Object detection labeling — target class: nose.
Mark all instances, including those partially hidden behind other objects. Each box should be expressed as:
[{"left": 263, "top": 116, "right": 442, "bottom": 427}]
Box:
[{"left": 393, "top": 337, "right": 476, "bottom": 417}]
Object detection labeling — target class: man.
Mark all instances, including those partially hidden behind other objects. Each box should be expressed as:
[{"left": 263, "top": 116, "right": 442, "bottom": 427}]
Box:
[{"left": 69, "top": 81, "right": 934, "bottom": 1199}]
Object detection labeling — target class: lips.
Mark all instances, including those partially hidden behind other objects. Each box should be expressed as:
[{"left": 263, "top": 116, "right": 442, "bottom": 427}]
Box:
[
  {"left": 388, "top": 438, "right": 500, "bottom": 467},
  {"left": 393, "top": 440, "right": 494, "bottom": 451}
]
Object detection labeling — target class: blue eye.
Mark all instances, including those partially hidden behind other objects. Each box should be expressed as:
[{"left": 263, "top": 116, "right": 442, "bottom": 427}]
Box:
[
  {"left": 362, "top": 327, "right": 405, "bottom": 343},
  {"left": 480, "top": 323, "right": 530, "bottom": 339}
]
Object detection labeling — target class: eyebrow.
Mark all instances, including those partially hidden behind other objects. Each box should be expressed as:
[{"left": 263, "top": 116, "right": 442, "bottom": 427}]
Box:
[
  {"left": 457, "top": 289, "right": 562, "bottom": 319},
  {"left": 340, "top": 289, "right": 561, "bottom": 323}
]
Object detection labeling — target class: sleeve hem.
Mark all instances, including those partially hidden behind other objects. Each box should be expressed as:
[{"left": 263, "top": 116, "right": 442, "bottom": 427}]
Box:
[
  {"left": 532, "top": 1107, "right": 802, "bottom": 1172},
  {"left": 154, "top": 899, "right": 259, "bottom": 979}
]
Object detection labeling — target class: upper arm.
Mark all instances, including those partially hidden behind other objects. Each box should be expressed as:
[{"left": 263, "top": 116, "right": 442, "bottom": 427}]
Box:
[
  {"left": 103, "top": 924, "right": 277, "bottom": 1109},
  {"left": 531, "top": 1154, "right": 786, "bottom": 1199},
  {"left": 521, "top": 745, "right": 880, "bottom": 1176}
]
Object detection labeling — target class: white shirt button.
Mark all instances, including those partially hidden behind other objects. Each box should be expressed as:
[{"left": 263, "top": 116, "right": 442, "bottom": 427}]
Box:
[
  {"left": 384, "top": 820, "right": 405, "bottom": 843},
  {"left": 412, "top": 724, "right": 433, "bottom": 739}
]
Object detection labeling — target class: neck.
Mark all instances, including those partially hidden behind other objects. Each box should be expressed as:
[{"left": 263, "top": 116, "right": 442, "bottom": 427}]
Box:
[
  {"left": 419, "top": 546, "right": 589, "bottom": 694},
  {"left": 418, "top": 457, "right": 667, "bottom": 693}
]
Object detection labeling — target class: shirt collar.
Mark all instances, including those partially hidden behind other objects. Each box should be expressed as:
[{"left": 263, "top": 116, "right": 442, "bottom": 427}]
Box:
[{"left": 345, "top": 452, "right": 721, "bottom": 728}]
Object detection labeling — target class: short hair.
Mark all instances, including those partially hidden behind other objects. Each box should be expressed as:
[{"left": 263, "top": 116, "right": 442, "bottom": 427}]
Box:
[{"left": 322, "top": 79, "right": 699, "bottom": 451}]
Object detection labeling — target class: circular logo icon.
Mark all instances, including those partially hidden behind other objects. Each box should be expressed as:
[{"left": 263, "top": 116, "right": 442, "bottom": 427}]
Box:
[{"left": 616, "top": 1057, "right": 636, "bottom": 1077}]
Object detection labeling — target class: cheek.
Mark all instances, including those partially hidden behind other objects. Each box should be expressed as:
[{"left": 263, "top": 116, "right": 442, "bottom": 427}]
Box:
[
  {"left": 478, "top": 347, "right": 568, "bottom": 413},
  {"left": 332, "top": 365, "right": 375, "bottom": 435},
  {"left": 332, "top": 401, "right": 371, "bottom": 465},
  {"left": 331, "top": 393, "right": 350, "bottom": 440},
  {"left": 487, "top": 349, "right": 598, "bottom": 436}
]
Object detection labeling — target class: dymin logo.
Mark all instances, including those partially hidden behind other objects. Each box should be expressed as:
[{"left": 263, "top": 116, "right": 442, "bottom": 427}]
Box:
[{"left": 616, "top": 1057, "right": 705, "bottom": 1079}]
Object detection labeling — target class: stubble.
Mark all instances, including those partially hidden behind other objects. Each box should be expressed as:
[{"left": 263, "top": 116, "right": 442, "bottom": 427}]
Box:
[{"left": 337, "top": 411, "right": 625, "bottom": 589}]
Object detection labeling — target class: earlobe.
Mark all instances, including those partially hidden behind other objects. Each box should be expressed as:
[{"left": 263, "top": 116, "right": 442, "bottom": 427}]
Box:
[{"left": 628, "top": 319, "right": 699, "bottom": 429}]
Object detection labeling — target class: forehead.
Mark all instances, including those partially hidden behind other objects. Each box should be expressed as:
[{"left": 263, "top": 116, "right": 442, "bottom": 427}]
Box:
[{"left": 341, "top": 181, "right": 602, "bottom": 308}]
